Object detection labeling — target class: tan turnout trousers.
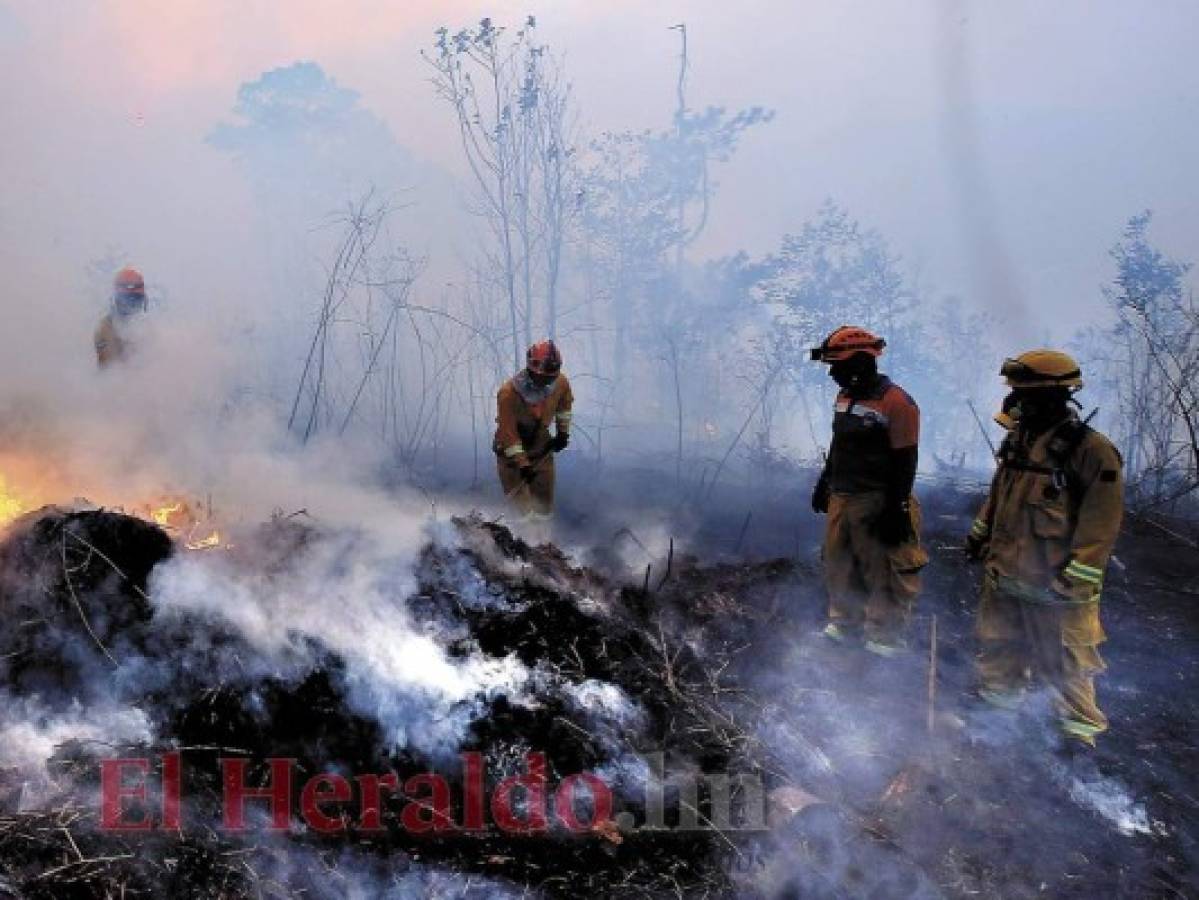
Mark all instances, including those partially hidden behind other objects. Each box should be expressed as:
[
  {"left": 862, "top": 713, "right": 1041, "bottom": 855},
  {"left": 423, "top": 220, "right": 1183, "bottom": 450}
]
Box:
[
  {"left": 824, "top": 492, "right": 926, "bottom": 645},
  {"left": 977, "top": 573, "right": 1108, "bottom": 737},
  {"left": 496, "top": 454, "right": 556, "bottom": 519}
]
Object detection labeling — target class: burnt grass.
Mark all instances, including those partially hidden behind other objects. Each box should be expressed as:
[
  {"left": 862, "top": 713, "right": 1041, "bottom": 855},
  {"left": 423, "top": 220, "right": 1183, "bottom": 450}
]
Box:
[
  {"left": 0, "top": 509, "right": 786, "bottom": 897},
  {"left": 1, "top": 486, "right": 1198, "bottom": 898}
]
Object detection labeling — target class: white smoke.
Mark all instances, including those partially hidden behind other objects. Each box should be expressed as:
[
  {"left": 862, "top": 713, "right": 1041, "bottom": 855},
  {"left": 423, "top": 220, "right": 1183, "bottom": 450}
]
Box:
[
  {"left": 0, "top": 693, "right": 153, "bottom": 809},
  {"left": 148, "top": 523, "right": 532, "bottom": 760},
  {"left": 1058, "top": 764, "right": 1160, "bottom": 838}
]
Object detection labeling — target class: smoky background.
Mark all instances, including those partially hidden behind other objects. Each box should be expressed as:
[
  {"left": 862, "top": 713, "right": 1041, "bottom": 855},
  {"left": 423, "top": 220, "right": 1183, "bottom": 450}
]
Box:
[{"left": 0, "top": 0, "right": 1196, "bottom": 526}]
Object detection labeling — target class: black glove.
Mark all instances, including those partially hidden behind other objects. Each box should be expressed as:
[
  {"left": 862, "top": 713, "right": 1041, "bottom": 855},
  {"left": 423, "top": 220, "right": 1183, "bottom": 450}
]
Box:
[
  {"left": 811, "top": 472, "right": 831, "bottom": 514},
  {"left": 519, "top": 463, "right": 537, "bottom": 483},
  {"left": 964, "top": 533, "right": 988, "bottom": 561},
  {"left": 875, "top": 500, "right": 914, "bottom": 546},
  {"left": 552, "top": 432, "right": 570, "bottom": 453}
]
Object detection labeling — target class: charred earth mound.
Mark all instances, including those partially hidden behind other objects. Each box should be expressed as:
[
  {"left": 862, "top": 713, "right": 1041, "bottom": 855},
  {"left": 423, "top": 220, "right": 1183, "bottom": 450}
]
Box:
[{"left": 0, "top": 508, "right": 798, "bottom": 898}]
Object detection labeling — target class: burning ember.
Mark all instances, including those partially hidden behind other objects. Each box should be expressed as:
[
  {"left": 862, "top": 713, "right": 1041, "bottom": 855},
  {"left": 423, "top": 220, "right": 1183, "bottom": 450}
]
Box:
[
  {"left": 184, "top": 530, "right": 223, "bottom": 551},
  {"left": 145, "top": 497, "right": 227, "bottom": 551},
  {"left": 150, "top": 501, "right": 186, "bottom": 528}
]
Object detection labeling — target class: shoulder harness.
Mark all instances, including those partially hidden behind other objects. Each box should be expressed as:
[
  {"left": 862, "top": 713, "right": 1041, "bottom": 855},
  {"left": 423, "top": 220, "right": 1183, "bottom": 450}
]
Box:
[{"left": 997, "top": 419, "right": 1092, "bottom": 500}]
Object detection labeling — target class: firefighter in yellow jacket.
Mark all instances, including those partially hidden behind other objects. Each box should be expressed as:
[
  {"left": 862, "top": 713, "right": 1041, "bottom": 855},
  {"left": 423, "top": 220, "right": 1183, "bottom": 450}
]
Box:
[
  {"left": 94, "top": 266, "right": 148, "bottom": 368},
  {"left": 494, "top": 340, "right": 573, "bottom": 522},
  {"left": 811, "top": 326, "right": 928, "bottom": 656},
  {"left": 966, "top": 350, "right": 1124, "bottom": 748}
]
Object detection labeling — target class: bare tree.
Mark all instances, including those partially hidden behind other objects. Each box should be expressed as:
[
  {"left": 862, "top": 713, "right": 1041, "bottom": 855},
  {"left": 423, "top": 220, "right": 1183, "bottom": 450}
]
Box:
[
  {"left": 289, "top": 192, "right": 520, "bottom": 479},
  {"left": 1084, "top": 211, "right": 1198, "bottom": 512},
  {"left": 425, "top": 18, "right": 579, "bottom": 367}
]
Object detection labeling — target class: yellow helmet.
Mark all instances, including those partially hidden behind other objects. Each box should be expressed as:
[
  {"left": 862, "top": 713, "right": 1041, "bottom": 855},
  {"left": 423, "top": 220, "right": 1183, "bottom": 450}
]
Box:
[{"left": 1000, "top": 349, "right": 1083, "bottom": 390}]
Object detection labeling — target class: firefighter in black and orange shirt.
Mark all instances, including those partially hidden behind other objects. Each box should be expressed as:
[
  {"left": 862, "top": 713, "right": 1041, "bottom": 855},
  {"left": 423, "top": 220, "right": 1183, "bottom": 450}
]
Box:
[
  {"left": 810, "top": 326, "right": 928, "bottom": 656},
  {"left": 494, "top": 340, "right": 573, "bottom": 523}
]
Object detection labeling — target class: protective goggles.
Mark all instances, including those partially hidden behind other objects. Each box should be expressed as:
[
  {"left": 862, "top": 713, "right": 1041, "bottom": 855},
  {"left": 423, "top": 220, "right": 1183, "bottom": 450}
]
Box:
[
  {"left": 810, "top": 337, "right": 886, "bottom": 362},
  {"left": 114, "top": 291, "right": 147, "bottom": 312},
  {"left": 999, "top": 358, "right": 1080, "bottom": 384}
]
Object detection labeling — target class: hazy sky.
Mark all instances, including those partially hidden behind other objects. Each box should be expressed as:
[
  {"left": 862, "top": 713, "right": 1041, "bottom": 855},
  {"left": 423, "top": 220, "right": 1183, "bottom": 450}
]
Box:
[{"left": 2, "top": 0, "right": 1196, "bottom": 342}]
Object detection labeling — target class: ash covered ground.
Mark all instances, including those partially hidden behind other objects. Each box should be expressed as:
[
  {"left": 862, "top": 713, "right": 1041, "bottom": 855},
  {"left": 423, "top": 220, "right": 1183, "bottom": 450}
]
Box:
[{"left": 0, "top": 470, "right": 1196, "bottom": 899}]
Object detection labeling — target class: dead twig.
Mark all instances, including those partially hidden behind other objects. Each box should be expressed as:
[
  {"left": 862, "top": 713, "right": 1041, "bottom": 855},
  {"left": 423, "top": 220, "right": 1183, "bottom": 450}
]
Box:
[
  {"left": 655, "top": 538, "right": 675, "bottom": 591},
  {"left": 62, "top": 526, "right": 150, "bottom": 604},
  {"left": 59, "top": 531, "right": 118, "bottom": 667},
  {"left": 30, "top": 854, "right": 135, "bottom": 882}
]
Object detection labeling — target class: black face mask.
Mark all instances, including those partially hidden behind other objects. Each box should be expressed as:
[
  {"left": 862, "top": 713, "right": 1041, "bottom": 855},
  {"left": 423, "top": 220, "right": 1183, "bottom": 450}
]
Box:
[
  {"left": 114, "top": 292, "right": 146, "bottom": 317},
  {"left": 1009, "top": 388, "right": 1071, "bottom": 434},
  {"left": 829, "top": 354, "right": 878, "bottom": 395},
  {"left": 527, "top": 371, "right": 557, "bottom": 389}
]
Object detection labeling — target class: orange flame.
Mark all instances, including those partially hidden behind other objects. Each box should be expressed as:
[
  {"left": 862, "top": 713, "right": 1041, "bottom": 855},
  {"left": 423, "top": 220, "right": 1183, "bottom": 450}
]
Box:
[
  {"left": 0, "top": 476, "right": 227, "bottom": 550},
  {"left": 185, "top": 530, "right": 223, "bottom": 551},
  {"left": 151, "top": 501, "right": 186, "bottom": 528},
  {"left": 0, "top": 474, "right": 26, "bottom": 527}
]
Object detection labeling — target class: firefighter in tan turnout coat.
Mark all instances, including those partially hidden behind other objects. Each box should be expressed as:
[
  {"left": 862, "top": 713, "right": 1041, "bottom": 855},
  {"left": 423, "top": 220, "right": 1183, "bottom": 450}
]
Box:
[
  {"left": 494, "top": 340, "right": 573, "bottom": 522},
  {"left": 966, "top": 350, "right": 1124, "bottom": 747},
  {"left": 811, "top": 326, "right": 928, "bottom": 656}
]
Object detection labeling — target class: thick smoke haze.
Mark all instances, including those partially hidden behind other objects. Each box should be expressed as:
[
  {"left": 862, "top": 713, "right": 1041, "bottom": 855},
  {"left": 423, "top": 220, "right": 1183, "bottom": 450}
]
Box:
[{"left": 0, "top": 0, "right": 1194, "bottom": 537}]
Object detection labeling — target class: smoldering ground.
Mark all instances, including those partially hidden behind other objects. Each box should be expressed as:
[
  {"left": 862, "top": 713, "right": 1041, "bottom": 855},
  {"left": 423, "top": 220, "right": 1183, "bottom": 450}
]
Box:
[
  {"left": 0, "top": 204, "right": 1194, "bottom": 899},
  {"left": 0, "top": 300, "right": 1196, "bottom": 897},
  {"left": 700, "top": 480, "right": 1197, "bottom": 899},
  {"left": 1, "top": 387, "right": 1198, "bottom": 898}
]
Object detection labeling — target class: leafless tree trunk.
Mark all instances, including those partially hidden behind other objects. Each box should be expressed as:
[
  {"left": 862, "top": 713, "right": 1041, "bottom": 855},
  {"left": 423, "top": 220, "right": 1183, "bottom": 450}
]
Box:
[{"left": 427, "top": 20, "right": 579, "bottom": 365}]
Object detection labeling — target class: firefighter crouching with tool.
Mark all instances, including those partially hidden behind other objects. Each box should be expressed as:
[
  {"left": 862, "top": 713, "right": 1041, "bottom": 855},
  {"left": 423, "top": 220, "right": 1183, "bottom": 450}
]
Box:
[
  {"left": 811, "top": 326, "right": 928, "bottom": 656},
  {"left": 494, "top": 340, "right": 573, "bottom": 525},
  {"left": 965, "top": 350, "right": 1124, "bottom": 749}
]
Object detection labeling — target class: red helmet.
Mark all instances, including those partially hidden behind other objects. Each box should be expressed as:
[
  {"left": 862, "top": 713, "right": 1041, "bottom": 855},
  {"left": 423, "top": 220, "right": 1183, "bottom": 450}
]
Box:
[
  {"left": 113, "top": 266, "right": 145, "bottom": 296},
  {"left": 810, "top": 325, "right": 886, "bottom": 363},
  {"left": 526, "top": 340, "right": 562, "bottom": 376}
]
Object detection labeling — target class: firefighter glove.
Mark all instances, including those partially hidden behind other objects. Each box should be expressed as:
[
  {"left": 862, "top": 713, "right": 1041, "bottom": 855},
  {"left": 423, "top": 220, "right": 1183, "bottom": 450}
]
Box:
[
  {"left": 552, "top": 432, "right": 570, "bottom": 452},
  {"left": 875, "top": 500, "right": 914, "bottom": 546},
  {"left": 959, "top": 532, "right": 987, "bottom": 560},
  {"left": 964, "top": 533, "right": 988, "bottom": 561},
  {"left": 811, "top": 472, "right": 831, "bottom": 514},
  {"left": 965, "top": 518, "right": 990, "bottom": 561}
]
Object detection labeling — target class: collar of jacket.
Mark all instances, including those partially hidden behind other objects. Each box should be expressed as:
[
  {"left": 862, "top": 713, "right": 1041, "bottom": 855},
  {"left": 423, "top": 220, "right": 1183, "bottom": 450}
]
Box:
[
  {"left": 844, "top": 374, "right": 891, "bottom": 403},
  {"left": 1019, "top": 412, "right": 1077, "bottom": 445},
  {"left": 514, "top": 370, "right": 557, "bottom": 405}
]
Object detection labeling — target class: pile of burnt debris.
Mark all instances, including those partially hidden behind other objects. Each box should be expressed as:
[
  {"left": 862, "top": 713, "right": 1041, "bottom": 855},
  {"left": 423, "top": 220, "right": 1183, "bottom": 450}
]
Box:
[
  {"left": 0, "top": 507, "right": 816, "bottom": 898},
  {"left": 6, "top": 505, "right": 1191, "bottom": 898}
]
